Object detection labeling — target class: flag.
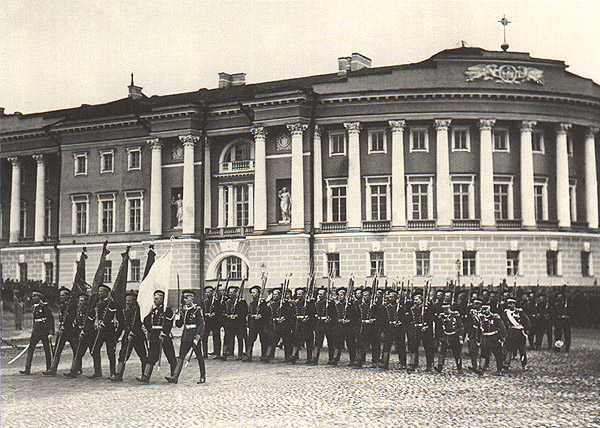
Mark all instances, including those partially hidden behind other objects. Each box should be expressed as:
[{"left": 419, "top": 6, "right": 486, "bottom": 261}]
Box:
[
  {"left": 137, "top": 250, "right": 172, "bottom": 320},
  {"left": 111, "top": 247, "right": 130, "bottom": 310},
  {"left": 90, "top": 240, "right": 109, "bottom": 296},
  {"left": 68, "top": 248, "right": 87, "bottom": 313},
  {"left": 142, "top": 245, "right": 156, "bottom": 280}
]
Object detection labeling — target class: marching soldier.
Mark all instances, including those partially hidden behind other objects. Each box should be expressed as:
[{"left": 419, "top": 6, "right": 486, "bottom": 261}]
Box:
[
  {"left": 503, "top": 297, "right": 530, "bottom": 369},
  {"left": 20, "top": 290, "right": 54, "bottom": 375},
  {"left": 553, "top": 290, "right": 571, "bottom": 352},
  {"left": 479, "top": 303, "right": 507, "bottom": 375},
  {"left": 523, "top": 291, "right": 537, "bottom": 349},
  {"left": 110, "top": 291, "right": 147, "bottom": 381},
  {"left": 407, "top": 292, "right": 435, "bottom": 372},
  {"left": 290, "top": 287, "right": 314, "bottom": 364},
  {"left": 332, "top": 287, "right": 358, "bottom": 366},
  {"left": 137, "top": 290, "right": 177, "bottom": 383},
  {"left": 310, "top": 287, "right": 335, "bottom": 365},
  {"left": 64, "top": 294, "right": 92, "bottom": 378},
  {"left": 267, "top": 288, "right": 294, "bottom": 361},
  {"left": 88, "top": 284, "right": 120, "bottom": 379},
  {"left": 222, "top": 285, "right": 248, "bottom": 361},
  {"left": 434, "top": 303, "right": 464, "bottom": 374},
  {"left": 465, "top": 298, "right": 482, "bottom": 373},
  {"left": 534, "top": 294, "right": 554, "bottom": 349},
  {"left": 245, "top": 285, "right": 271, "bottom": 362},
  {"left": 202, "top": 285, "right": 225, "bottom": 359},
  {"left": 165, "top": 290, "right": 206, "bottom": 384},
  {"left": 355, "top": 288, "right": 381, "bottom": 368},
  {"left": 380, "top": 289, "right": 408, "bottom": 370},
  {"left": 43, "top": 287, "right": 78, "bottom": 375}
]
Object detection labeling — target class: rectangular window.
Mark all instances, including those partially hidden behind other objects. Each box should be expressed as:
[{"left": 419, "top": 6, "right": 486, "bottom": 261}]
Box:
[
  {"left": 235, "top": 185, "right": 249, "bottom": 227},
  {"left": 44, "top": 262, "right": 54, "bottom": 284},
  {"left": 331, "top": 186, "right": 347, "bottom": 222},
  {"left": 368, "top": 130, "right": 386, "bottom": 153},
  {"left": 507, "top": 251, "right": 520, "bottom": 276},
  {"left": 326, "top": 253, "right": 340, "bottom": 278},
  {"left": 494, "top": 184, "right": 509, "bottom": 220},
  {"left": 127, "top": 147, "right": 142, "bottom": 171},
  {"left": 534, "top": 178, "right": 548, "bottom": 221},
  {"left": 547, "top": 251, "right": 559, "bottom": 276},
  {"left": 370, "top": 184, "right": 387, "bottom": 221},
  {"left": 370, "top": 251, "right": 384, "bottom": 277},
  {"left": 130, "top": 259, "right": 141, "bottom": 282},
  {"left": 410, "top": 128, "right": 428, "bottom": 152},
  {"left": 125, "top": 191, "right": 144, "bottom": 232},
  {"left": 462, "top": 251, "right": 477, "bottom": 276},
  {"left": 19, "top": 262, "right": 27, "bottom": 282},
  {"left": 100, "top": 199, "right": 115, "bottom": 233},
  {"left": 581, "top": 251, "right": 591, "bottom": 277},
  {"left": 74, "top": 153, "right": 88, "bottom": 176},
  {"left": 453, "top": 183, "right": 470, "bottom": 220},
  {"left": 452, "top": 128, "right": 470, "bottom": 151},
  {"left": 569, "top": 181, "right": 577, "bottom": 222},
  {"left": 415, "top": 251, "right": 430, "bottom": 276},
  {"left": 329, "top": 132, "right": 346, "bottom": 156},
  {"left": 411, "top": 183, "right": 429, "bottom": 220},
  {"left": 104, "top": 260, "right": 112, "bottom": 283},
  {"left": 100, "top": 150, "right": 114, "bottom": 174},
  {"left": 493, "top": 129, "right": 509, "bottom": 152},
  {"left": 532, "top": 131, "right": 545, "bottom": 153},
  {"left": 75, "top": 201, "right": 87, "bottom": 234}
]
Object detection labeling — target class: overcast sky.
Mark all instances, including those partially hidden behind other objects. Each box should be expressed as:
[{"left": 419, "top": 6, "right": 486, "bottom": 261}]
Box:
[{"left": 2, "top": 0, "right": 599, "bottom": 114}]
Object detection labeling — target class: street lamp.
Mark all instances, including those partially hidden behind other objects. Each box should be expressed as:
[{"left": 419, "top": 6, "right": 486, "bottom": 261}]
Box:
[{"left": 456, "top": 258, "right": 461, "bottom": 288}]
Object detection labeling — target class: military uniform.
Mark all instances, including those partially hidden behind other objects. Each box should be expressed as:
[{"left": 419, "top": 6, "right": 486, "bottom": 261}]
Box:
[
  {"left": 533, "top": 297, "right": 554, "bottom": 349},
  {"left": 290, "top": 294, "right": 315, "bottom": 364},
  {"left": 332, "top": 292, "right": 358, "bottom": 365},
  {"left": 246, "top": 292, "right": 272, "bottom": 362},
  {"left": 434, "top": 305, "right": 464, "bottom": 373},
  {"left": 407, "top": 298, "right": 435, "bottom": 371},
  {"left": 137, "top": 300, "right": 177, "bottom": 382},
  {"left": 503, "top": 300, "right": 530, "bottom": 369},
  {"left": 21, "top": 292, "right": 54, "bottom": 375},
  {"left": 44, "top": 289, "right": 78, "bottom": 375},
  {"left": 222, "top": 291, "right": 248, "bottom": 360},
  {"left": 478, "top": 307, "right": 507, "bottom": 374},
  {"left": 89, "top": 290, "right": 121, "bottom": 378},
  {"left": 268, "top": 294, "right": 294, "bottom": 361},
  {"left": 311, "top": 293, "right": 336, "bottom": 365},
  {"left": 355, "top": 293, "right": 381, "bottom": 368},
  {"left": 64, "top": 296, "right": 93, "bottom": 377},
  {"left": 380, "top": 295, "right": 408, "bottom": 369},
  {"left": 465, "top": 302, "right": 482, "bottom": 373},
  {"left": 553, "top": 295, "right": 571, "bottom": 352},
  {"left": 202, "top": 288, "right": 225, "bottom": 358},
  {"left": 112, "top": 295, "right": 147, "bottom": 381}
]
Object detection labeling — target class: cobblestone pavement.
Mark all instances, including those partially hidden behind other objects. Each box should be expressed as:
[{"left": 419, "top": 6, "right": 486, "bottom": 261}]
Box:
[{"left": 2, "top": 329, "right": 599, "bottom": 428}]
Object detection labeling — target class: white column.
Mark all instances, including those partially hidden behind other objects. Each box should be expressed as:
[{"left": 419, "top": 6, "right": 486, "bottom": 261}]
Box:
[
  {"left": 8, "top": 157, "right": 21, "bottom": 243},
  {"left": 479, "top": 119, "right": 496, "bottom": 227},
  {"left": 227, "top": 185, "right": 234, "bottom": 226},
  {"left": 287, "top": 123, "right": 308, "bottom": 231},
  {"left": 218, "top": 186, "right": 226, "bottom": 227},
  {"left": 585, "top": 127, "right": 599, "bottom": 229},
  {"left": 389, "top": 120, "right": 406, "bottom": 228},
  {"left": 435, "top": 119, "right": 452, "bottom": 227},
  {"left": 248, "top": 183, "right": 254, "bottom": 227},
  {"left": 345, "top": 122, "right": 362, "bottom": 229},
  {"left": 148, "top": 138, "right": 163, "bottom": 237},
  {"left": 33, "top": 155, "right": 46, "bottom": 242},
  {"left": 520, "top": 121, "right": 536, "bottom": 228},
  {"left": 179, "top": 135, "right": 199, "bottom": 235},
  {"left": 251, "top": 126, "right": 267, "bottom": 232},
  {"left": 204, "top": 142, "right": 212, "bottom": 230},
  {"left": 556, "top": 123, "right": 572, "bottom": 228},
  {"left": 313, "top": 125, "right": 324, "bottom": 228}
]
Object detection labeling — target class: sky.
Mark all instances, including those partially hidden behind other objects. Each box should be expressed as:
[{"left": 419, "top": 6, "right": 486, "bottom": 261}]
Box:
[{"left": 1, "top": 0, "right": 599, "bottom": 115}]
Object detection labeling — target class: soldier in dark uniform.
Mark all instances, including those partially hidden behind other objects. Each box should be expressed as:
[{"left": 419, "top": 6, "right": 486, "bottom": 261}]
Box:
[
  {"left": 407, "top": 292, "right": 435, "bottom": 372},
  {"left": 89, "top": 284, "right": 121, "bottom": 379},
  {"left": 290, "top": 287, "right": 314, "bottom": 364},
  {"left": 553, "top": 290, "right": 571, "bottom": 352},
  {"left": 137, "top": 290, "right": 176, "bottom": 383},
  {"left": 267, "top": 288, "right": 293, "bottom": 361},
  {"left": 503, "top": 297, "right": 530, "bottom": 369},
  {"left": 110, "top": 291, "right": 147, "bottom": 381},
  {"left": 434, "top": 303, "right": 465, "bottom": 374},
  {"left": 222, "top": 285, "right": 248, "bottom": 361},
  {"left": 43, "top": 287, "right": 78, "bottom": 375},
  {"left": 245, "top": 285, "right": 271, "bottom": 362},
  {"left": 465, "top": 298, "right": 482, "bottom": 373},
  {"left": 380, "top": 289, "right": 406, "bottom": 369},
  {"left": 479, "top": 303, "right": 506, "bottom": 375},
  {"left": 332, "top": 287, "right": 358, "bottom": 366},
  {"left": 523, "top": 291, "right": 537, "bottom": 349},
  {"left": 355, "top": 288, "right": 381, "bottom": 368},
  {"left": 64, "top": 294, "right": 92, "bottom": 378},
  {"left": 202, "top": 285, "right": 224, "bottom": 359},
  {"left": 534, "top": 294, "right": 554, "bottom": 349},
  {"left": 310, "top": 287, "right": 334, "bottom": 365},
  {"left": 166, "top": 290, "right": 206, "bottom": 384},
  {"left": 20, "top": 291, "right": 54, "bottom": 375}
]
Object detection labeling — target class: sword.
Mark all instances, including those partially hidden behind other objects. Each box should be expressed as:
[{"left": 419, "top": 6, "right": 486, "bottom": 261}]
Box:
[{"left": 8, "top": 344, "right": 30, "bottom": 365}]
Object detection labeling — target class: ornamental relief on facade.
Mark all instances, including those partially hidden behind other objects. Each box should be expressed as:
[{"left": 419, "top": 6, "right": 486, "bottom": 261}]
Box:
[
  {"left": 465, "top": 64, "right": 544, "bottom": 85},
  {"left": 171, "top": 143, "right": 184, "bottom": 160},
  {"left": 275, "top": 133, "right": 291, "bottom": 151}
]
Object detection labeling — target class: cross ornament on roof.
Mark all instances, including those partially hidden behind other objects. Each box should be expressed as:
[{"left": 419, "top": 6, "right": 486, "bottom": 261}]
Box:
[{"left": 499, "top": 15, "right": 511, "bottom": 51}]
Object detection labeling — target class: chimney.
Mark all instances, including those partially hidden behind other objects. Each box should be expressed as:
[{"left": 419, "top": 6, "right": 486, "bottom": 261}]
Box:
[
  {"left": 350, "top": 53, "right": 371, "bottom": 71},
  {"left": 219, "top": 72, "right": 232, "bottom": 89},
  {"left": 128, "top": 73, "right": 144, "bottom": 99},
  {"left": 337, "top": 56, "right": 352, "bottom": 76},
  {"left": 231, "top": 73, "right": 246, "bottom": 86}
]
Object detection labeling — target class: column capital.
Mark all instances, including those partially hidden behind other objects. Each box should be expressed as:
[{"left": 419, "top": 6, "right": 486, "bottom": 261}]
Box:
[
  {"left": 557, "top": 123, "right": 572, "bottom": 134},
  {"left": 178, "top": 135, "right": 200, "bottom": 147},
  {"left": 32, "top": 154, "right": 45, "bottom": 164},
  {"left": 479, "top": 119, "right": 496, "bottom": 130},
  {"left": 344, "top": 122, "right": 361, "bottom": 134},
  {"left": 520, "top": 120, "right": 537, "bottom": 131},
  {"left": 286, "top": 123, "right": 308, "bottom": 136},
  {"left": 388, "top": 120, "right": 406, "bottom": 132},
  {"left": 147, "top": 137, "right": 161, "bottom": 149},
  {"left": 314, "top": 125, "right": 321, "bottom": 139},
  {"left": 7, "top": 157, "right": 20, "bottom": 166},
  {"left": 586, "top": 127, "right": 600, "bottom": 138},
  {"left": 434, "top": 119, "right": 452, "bottom": 130},
  {"left": 251, "top": 126, "right": 267, "bottom": 139}
]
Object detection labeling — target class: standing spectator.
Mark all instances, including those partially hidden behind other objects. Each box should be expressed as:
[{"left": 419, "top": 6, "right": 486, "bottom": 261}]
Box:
[{"left": 14, "top": 294, "right": 25, "bottom": 330}]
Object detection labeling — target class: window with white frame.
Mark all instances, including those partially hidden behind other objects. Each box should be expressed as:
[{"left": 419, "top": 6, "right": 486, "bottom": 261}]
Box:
[
  {"left": 409, "top": 128, "right": 428, "bottom": 152},
  {"left": 97, "top": 193, "right": 116, "bottom": 233},
  {"left": 235, "top": 185, "right": 250, "bottom": 227},
  {"left": 452, "top": 127, "right": 470, "bottom": 151},
  {"left": 462, "top": 251, "right": 477, "bottom": 276},
  {"left": 365, "top": 176, "right": 390, "bottom": 221},
  {"left": 408, "top": 176, "right": 433, "bottom": 220},
  {"left": 493, "top": 129, "right": 510, "bottom": 152},
  {"left": 415, "top": 251, "right": 430, "bottom": 276},
  {"left": 19, "top": 200, "right": 27, "bottom": 238},
  {"left": 127, "top": 147, "right": 142, "bottom": 171},
  {"left": 44, "top": 199, "right": 52, "bottom": 237},
  {"left": 44, "top": 262, "right": 54, "bottom": 284},
  {"left": 534, "top": 177, "right": 548, "bottom": 221},
  {"left": 368, "top": 129, "right": 386, "bottom": 153},
  {"left": 370, "top": 251, "right": 384, "bottom": 277},
  {"left": 219, "top": 184, "right": 252, "bottom": 227},
  {"left": 581, "top": 251, "right": 592, "bottom": 277},
  {"left": 216, "top": 256, "right": 247, "bottom": 280},
  {"left": 494, "top": 176, "right": 514, "bottom": 220},
  {"left": 326, "top": 253, "right": 340, "bottom": 278},
  {"left": 71, "top": 195, "right": 89, "bottom": 235},
  {"left": 532, "top": 130, "right": 545, "bottom": 153},
  {"left": 104, "top": 260, "right": 112, "bottom": 283},
  {"left": 326, "top": 179, "right": 347, "bottom": 222},
  {"left": 19, "top": 262, "right": 27, "bottom": 282},
  {"left": 130, "top": 259, "right": 141, "bottom": 282},
  {"left": 507, "top": 250, "right": 520, "bottom": 276},
  {"left": 452, "top": 176, "right": 475, "bottom": 220},
  {"left": 74, "top": 153, "right": 88, "bottom": 176},
  {"left": 569, "top": 180, "right": 577, "bottom": 222},
  {"left": 124, "top": 191, "right": 143, "bottom": 232},
  {"left": 100, "top": 150, "right": 114, "bottom": 174},
  {"left": 329, "top": 132, "right": 346, "bottom": 156},
  {"left": 547, "top": 250, "right": 559, "bottom": 276}
]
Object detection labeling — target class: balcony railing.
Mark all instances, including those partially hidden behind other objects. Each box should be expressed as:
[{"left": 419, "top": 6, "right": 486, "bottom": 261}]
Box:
[
  {"left": 496, "top": 219, "right": 522, "bottom": 230},
  {"left": 536, "top": 219, "right": 559, "bottom": 230},
  {"left": 407, "top": 219, "right": 436, "bottom": 230},
  {"left": 362, "top": 220, "right": 391, "bottom": 232},
  {"left": 219, "top": 160, "right": 255, "bottom": 173},
  {"left": 320, "top": 222, "right": 347, "bottom": 233},
  {"left": 571, "top": 221, "right": 589, "bottom": 231},
  {"left": 452, "top": 219, "right": 481, "bottom": 229},
  {"left": 206, "top": 226, "right": 253, "bottom": 238}
]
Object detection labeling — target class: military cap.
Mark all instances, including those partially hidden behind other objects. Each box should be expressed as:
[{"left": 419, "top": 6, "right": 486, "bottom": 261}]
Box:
[
  {"left": 336, "top": 287, "right": 346, "bottom": 292},
  {"left": 182, "top": 289, "right": 196, "bottom": 296},
  {"left": 441, "top": 303, "right": 451, "bottom": 308},
  {"left": 154, "top": 289, "right": 165, "bottom": 295},
  {"left": 31, "top": 290, "right": 43, "bottom": 297},
  {"left": 125, "top": 290, "right": 137, "bottom": 297},
  {"left": 59, "top": 286, "right": 71, "bottom": 294},
  {"left": 472, "top": 298, "right": 482, "bottom": 303},
  {"left": 249, "top": 285, "right": 261, "bottom": 292},
  {"left": 507, "top": 297, "right": 516, "bottom": 303},
  {"left": 204, "top": 285, "right": 215, "bottom": 291},
  {"left": 481, "top": 303, "right": 491, "bottom": 308},
  {"left": 227, "top": 285, "right": 239, "bottom": 291},
  {"left": 78, "top": 292, "right": 89, "bottom": 298},
  {"left": 98, "top": 284, "right": 111, "bottom": 291}
]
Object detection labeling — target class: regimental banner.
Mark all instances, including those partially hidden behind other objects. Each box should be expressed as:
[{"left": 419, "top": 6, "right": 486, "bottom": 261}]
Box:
[{"left": 465, "top": 64, "right": 544, "bottom": 85}]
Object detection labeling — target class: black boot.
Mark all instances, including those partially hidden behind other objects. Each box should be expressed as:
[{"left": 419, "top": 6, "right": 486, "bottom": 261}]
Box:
[
  {"left": 197, "top": 357, "right": 206, "bottom": 384},
  {"left": 165, "top": 358, "right": 184, "bottom": 384},
  {"left": 311, "top": 347, "right": 320, "bottom": 365},
  {"left": 110, "top": 362, "right": 126, "bottom": 382},
  {"left": 136, "top": 363, "right": 154, "bottom": 383}
]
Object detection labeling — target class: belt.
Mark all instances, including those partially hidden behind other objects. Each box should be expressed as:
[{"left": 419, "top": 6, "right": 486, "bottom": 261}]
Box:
[
  {"left": 34, "top": 318, "right": 47, "bottom": 323},
  {"left": 151, "top": 326, "right": 163, "bottom": 330},
  {"left": 482, "top": 331, "right": 498, "bottom": 336},
  {"left": 184, "top": 324, "right": 197, "bottom": 329},
  {"left": 414, "top": 323, "right": 424, "bottom": 327},
  {"left": 444, "top": 331, "right": 458, "bottom": 335}
]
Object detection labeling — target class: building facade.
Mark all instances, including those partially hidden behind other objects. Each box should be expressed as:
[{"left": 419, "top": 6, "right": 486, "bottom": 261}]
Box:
[{"left": 2, "top": 47, "right": 600, "bottom": 296}]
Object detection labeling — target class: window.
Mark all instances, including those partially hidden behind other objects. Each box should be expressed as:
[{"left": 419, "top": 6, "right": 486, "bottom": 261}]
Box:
[
  {"left": 104, "top": 260, "right": 112, "bottom": 283},
  {"left": 532, "top": 130, "right": 545, "bottom": 153},
  {"left": 569, "top": 180, "right": 577, "bottom": 222},
  {"left": 220, "top": 184, "right": 252, "bottom": 227},
  {"left": 534, "top": 178, "right": 548, "bottom": 221},
  {"left": 44, "top": 199, "right": 52, "bottom": 237},
  {"left": 547, "top": 250, "right": 559, "bottom": 276},
  {"left": 462, "top": 251, "right": 477, "bottom": 276},
  {"left": 410, "top": 128, "right": 428, "bottom": 152},
  {"left": 71, "top": 195, "right": 89, "bottom": 235},
  {"left": 581, "top": 251, "right": 592, "bottom": 277},
  {"left": 327, "top": 184, "right": 347, "bottom": 222},
  {"left": 19, "top": 262, "right": 27, "bottom": 282},
  {"left": 19, "top": 200, "right": 27, "bottom": 238},
  {"left": 329, "top": 132, "right": 346, "bottom": 156},
  {"left": 326, "top": 253, "right": 340, "bottom": 277},
  {"left": 130, "top": 259, "right": 141, "bottom": 282},
  {"left": 507, "top": 251, "right": 520, "bottom": 276},
  {"left": 452, "top": 127, "right": 470, "bottom": 151},
  {"left": 216, "top": 256, "right": 247, "bottom": 280},
  {"left": 408, "top": 176, "right": 433, "bottom": 220},
  {"left": 125, "top": 191, "right": 143, "bottom": 232},
  {"left": 416, "top": 251, "right": 430, "bottom": 276},
  {"left": 235, "top": 185, "right": 250, "bottom": 227},
  {"left": 370, "top": 252, "right": 384, "bottom": 277},
  {"left": 452, "top": 176, "right": 474, "bottom": 220},
  {"left": 44, "top": 262, "right": 54, "bottom": 284},
  {"left": 365, "top": 176, "right": 390, "bottom": 221},
  {"left": 74, "top": 153, "right": 88, "bottom": 176},
  {"left": 567, "top": 134, "right": 573, "bottom": 156},
  {"left": 368, "top": 129, "right": 386, "bottom": 153},
  {"left": 493, "top": 129, "right": 509, "bottom": 152},
  {"left": 100, "top": 150, "right": 114, "bottom": 174},
  {"left": 97, "top": 193, "right": 116, "bottom": 234},
  {"left": 127, "top": 147, "right": 142, "bottom": 171}
]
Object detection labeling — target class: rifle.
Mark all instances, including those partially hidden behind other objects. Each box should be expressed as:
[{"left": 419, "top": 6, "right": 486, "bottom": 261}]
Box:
[
  {"left": 421, "top": 280, "right": 430, "bottom": 320},
  {"left": 343, "top": 274, "right": 355, "bottom": 317},
  {"left": 220, "top": 275, "right": 231, "bottom": 306},
  {"left": 259, "top": 273, "right": 269, "bottom": 302},
  {"left": 176, "top": 274, "right": 181, "bottom": 314},
  {"left": 279, "top": 274, "right": 290, "bottom": 312}
]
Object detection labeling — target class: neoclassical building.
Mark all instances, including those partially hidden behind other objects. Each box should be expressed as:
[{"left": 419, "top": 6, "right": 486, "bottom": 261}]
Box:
[{"left": 2, "top": 46, "right": 600, "bottom": 296}]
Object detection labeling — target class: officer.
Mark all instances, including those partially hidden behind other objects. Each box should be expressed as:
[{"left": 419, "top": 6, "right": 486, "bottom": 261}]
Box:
[
  {"left": 64, "top": 294, "right": 92, "bottom": 378},
  {"left": 310, "top": 287, "right": 335, "bottom": 365},
  {"left": 479, "top": 303, "right": 506, "bottom": 375},
  {"left": 110, "top": 291, "right": 147, "bottom": 381},
  {"left": 407, "top": 291, "right": 435, "bottom": 372},
  {"left": 503, "top": 297, "right": 530, "bottom": 369},
  {"left": 166, "top": 290, "right": 206, "bottom": 384},
  {"left": 202, "top": 285, "right": 224, "bottom": 359},
  {"left": 89, "top": 284, "right": 120, "bottom": 379},
  {"left": 43, "top": 287, "right": 77, "bottom": 376},
  {"left": 137, "top": 290, "right": 176, "bottom": 383},
  {"left": 434, "top": 303, "right": 464, "bottom": 374},
  {"left": 222, "top": 285, "right": 248, "bottom": 361},
  {"left": 245, "top": 285, "right": 271, "bottom": 362},
  {"left": 553, "top": 290, "right": 571, "bottom": 352},
  {"left": 20, "top": 290, "right": 54, "bottom": 375}
]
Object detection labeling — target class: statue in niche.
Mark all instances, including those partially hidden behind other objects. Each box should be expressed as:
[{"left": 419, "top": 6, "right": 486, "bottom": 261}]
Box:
[
  {"left": 172, "top": 193, "right": 183, "bottom": 228},
  {"left": 278, "top": 187, "right": 291, "bottom": 223}
]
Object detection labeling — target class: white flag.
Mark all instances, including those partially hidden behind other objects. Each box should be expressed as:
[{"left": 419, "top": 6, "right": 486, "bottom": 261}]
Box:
[{"left": 137, "top": 250, "right": 172, "bottom": 320}]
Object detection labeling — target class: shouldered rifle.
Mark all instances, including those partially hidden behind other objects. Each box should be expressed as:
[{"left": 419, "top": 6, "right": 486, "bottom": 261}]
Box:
[
  {"left": 235, "top": 277, "right": 247, "bottom": 308},
  {"left": 260, "top": 273, "right": 269, "bottom": 302},
  {"left": 279, "top": 274, "right": 290, "bottom": 312},
  {"left": 221, "top": 275, "right": 231, "bottom": 306}
]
